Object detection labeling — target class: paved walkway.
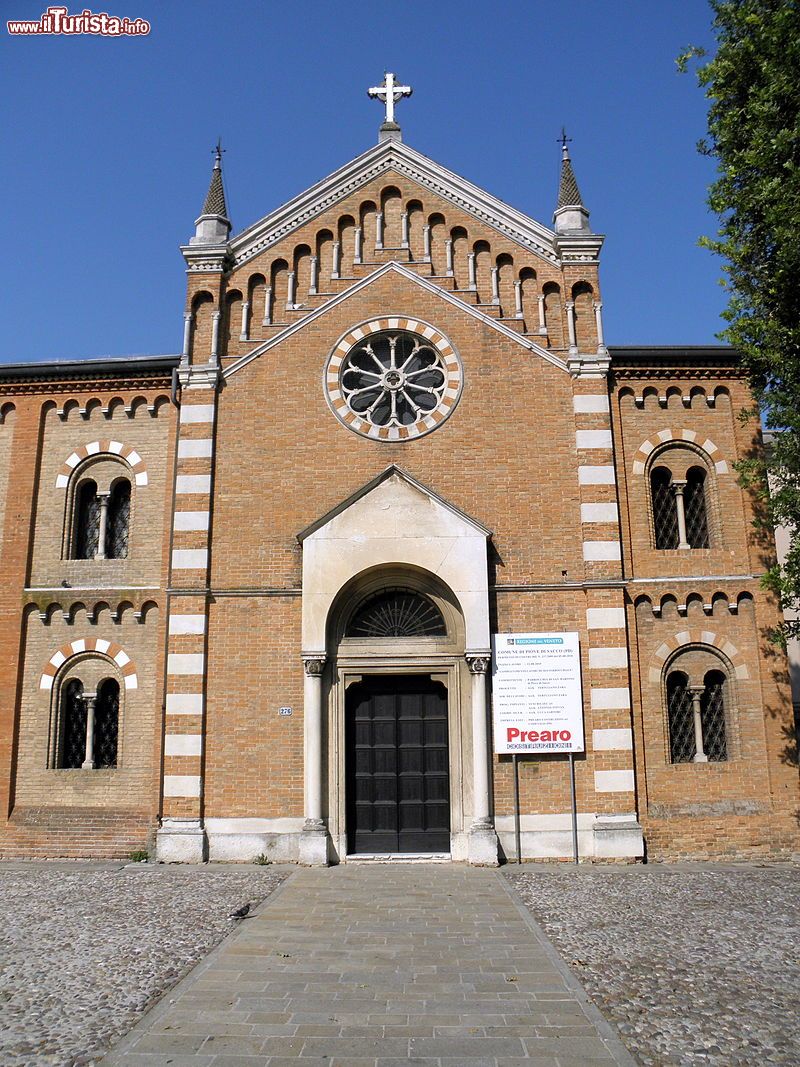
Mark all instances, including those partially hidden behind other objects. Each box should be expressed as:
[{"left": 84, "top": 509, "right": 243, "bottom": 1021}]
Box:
[{"left": 102, "top": 864, "right": 633, "bottom": 1066}]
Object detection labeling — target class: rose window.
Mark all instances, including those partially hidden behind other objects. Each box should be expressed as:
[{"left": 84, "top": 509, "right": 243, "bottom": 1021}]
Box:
[{"left": 325, "top": 319, "right": 462, "bottom": 440}]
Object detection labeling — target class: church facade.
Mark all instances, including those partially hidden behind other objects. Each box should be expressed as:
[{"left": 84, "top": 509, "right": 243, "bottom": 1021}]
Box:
[{"left": 1, "top": 82, "right": 797, "bottom": 864}]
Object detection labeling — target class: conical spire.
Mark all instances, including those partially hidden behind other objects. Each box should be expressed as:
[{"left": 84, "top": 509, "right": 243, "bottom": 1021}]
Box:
[
  {"left": 203, "top": 140, "right": 229, "bottom": 216},
  {"left": 553, "top": 130, "right": 591, "bottom": 235},
  {"left": 190, "top": 140, "right": 231, "bottom": 246}
]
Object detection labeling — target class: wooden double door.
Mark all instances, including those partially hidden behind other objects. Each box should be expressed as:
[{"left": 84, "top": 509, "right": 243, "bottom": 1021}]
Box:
[{"left": 346, "top": 674, "right": 450, "bottom": 854}]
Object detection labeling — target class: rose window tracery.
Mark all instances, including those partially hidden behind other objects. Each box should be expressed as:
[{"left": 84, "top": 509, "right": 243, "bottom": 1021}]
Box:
[{"left": 325, "top": 319, "right": 462, "bottom": 440}]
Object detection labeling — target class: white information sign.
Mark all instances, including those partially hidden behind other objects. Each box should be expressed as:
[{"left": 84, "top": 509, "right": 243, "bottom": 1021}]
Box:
[{"left": 492, "top": 632, "right": 585, "bottom": 754}]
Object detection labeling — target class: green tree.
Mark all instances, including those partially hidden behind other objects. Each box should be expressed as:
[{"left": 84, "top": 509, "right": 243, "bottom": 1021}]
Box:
[{"left": 681, "top": 0, "right": 800, "bottom": 644}]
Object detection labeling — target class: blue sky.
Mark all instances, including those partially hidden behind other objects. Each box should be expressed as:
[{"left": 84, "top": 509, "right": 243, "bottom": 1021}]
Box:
[{"left": 2, "top": 0, "right": 723, "bottom": 363}]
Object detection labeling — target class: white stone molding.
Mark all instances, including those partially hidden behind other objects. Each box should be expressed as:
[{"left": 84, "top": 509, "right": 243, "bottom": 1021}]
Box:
[
  {"left": 225, "top": 140, "right": 603, "bottom": 270},
  {"left": 55, "top": 441, "right": 149, "bottom": 489}
]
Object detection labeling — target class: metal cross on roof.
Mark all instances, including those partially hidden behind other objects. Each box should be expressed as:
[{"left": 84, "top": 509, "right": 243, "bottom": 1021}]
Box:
[
  {"left": 558, "top": 127, "right": 573, "bottom": 157},
  {"left": 367, "top": 72, "right": 413, "bottom": 125}
]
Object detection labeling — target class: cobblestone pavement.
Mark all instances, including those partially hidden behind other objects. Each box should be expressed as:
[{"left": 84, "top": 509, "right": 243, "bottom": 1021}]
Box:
[
  {"left": 0, "top": 861, "right": 286, "bottom": 1067},
  {"left": 509, "top": 863, "right": 800, "bottom": 1066},
  {"left": 102, "top": 864, "right": 633, "bottom": 1066}
]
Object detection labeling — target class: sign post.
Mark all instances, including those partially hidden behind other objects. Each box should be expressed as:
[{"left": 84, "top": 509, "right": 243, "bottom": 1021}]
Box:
[{"left": 492, "top": 633, "right": 585, "bottom": 864}]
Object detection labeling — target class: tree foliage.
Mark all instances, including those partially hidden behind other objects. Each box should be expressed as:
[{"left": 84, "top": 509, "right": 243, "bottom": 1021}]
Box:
[{"left": 682, "top": 0, "right": 800, "bottom": 642}]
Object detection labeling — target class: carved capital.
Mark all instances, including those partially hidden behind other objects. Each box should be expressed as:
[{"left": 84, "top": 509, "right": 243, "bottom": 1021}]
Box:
[
  {"left": 466, "top": 655, "right": 490, "bottom": 675},
  {"left": 303, "top": 656, "right": 326, "bottom": 677}
]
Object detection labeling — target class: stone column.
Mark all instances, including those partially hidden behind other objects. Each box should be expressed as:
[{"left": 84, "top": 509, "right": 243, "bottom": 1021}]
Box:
[
  {"left": 375, "top": 212, "right": 384, "bottom": 250},
  {"left": 467, "top": 252, "right": 477, "bottom": 291},
  {"left": 566, "top": 300, "right": 577, "bottom": 354},
  {"left": 689, "top": 686, "right": 708, "bottom": 763},
  {"left": 309, "top": 256, "right": 319, "bottom": 295},
  {"left": 422, "top": 224, "right": 431, "bottom": 262},
  {"left": 263, "top": 287, "right": 273, "bottom": 326},
  {"left": 299, "top": 654, "right": 328, "bottom": 865},
  {"left": 537, "top": 293, "right": 548, "bottom": 336},
  {"left": 354, "top": 226, "right": 362, "bottom": 263},
  {"left": 466, "top": 654, "right": 498, "bottom": 865},
  {"left": 95, "top": 493, "right": 110, "bottom": 561},
  {"left": 593, "top": 300, "right": 608, "bottom": 354},
  {"left": 673, "top": 480, "right": 690, "bottom": 550},
  {"left": 400, "top": 211, "right": 409, "bottom": 248},
  {"left": 239, "top": 300, "right": 250, "bottom": 341},
  {"left": 332, "top": 241, "right": 341, "bottom": 279},
  {"left": 181, "top": 312, "right": 193, "bottom": 361},
  {"left": 286, "top": 271, "right": 296, "bottom": 310},
  {"left": 82, "top": 692, "right": 97, "bottom": 770},
  {"left": 514, "top": 280, "right": 523, "bottom": 319},
  {"left": 490, "top": 267, "right": 500, "bottom": 305},
  {"left": 445, "top": 238, "right": 454, "bottom": 277},
  {"left": 210, "top": 311, "right": 221, "bottom": 362}
]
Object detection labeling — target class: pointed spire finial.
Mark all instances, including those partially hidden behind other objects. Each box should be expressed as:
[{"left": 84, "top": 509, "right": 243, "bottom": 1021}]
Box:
[
  {"left": 554, "top": 130, "right": 591, "bottom": 234},
  {"left": 190, "top": 140, "right": 231, "bottom": 246}
]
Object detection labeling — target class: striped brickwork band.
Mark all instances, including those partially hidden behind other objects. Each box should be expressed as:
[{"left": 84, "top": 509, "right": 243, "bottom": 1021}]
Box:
[
  {"left": 584, "top": 596, "right": 636, "bottom": 808},
  {"left": 162, "top": 385, "right": 217, "bottom": 815},
  {"left": 572, "top": 385, "right": 622, "bottom": 576}
]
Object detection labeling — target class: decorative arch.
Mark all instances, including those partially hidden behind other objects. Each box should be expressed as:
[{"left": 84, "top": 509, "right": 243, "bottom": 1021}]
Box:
[
  {"left": 632, "top": 429, "right": 729, "bottom": 476},
  {"left": 55, "top": 441, "right": 148, "bottom": 488},
  {"left": 648, "top": 629, "right": 748, "bottom": 685},
  {"left": 40, "top": 639, "right": 138, "bottom": 691}
]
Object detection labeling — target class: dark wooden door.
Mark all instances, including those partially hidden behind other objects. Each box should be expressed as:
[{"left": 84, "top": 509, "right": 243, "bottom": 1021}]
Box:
[{"left": 346, "top": 674, "right": 450, "bottom": 854}]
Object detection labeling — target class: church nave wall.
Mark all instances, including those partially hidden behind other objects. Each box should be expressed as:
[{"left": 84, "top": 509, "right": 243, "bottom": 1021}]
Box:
[
  {"left": 28, "top": 392, "right": 175, "bottom": 590},
  {"left": 10, "top": 604, "right": 164, "bottom": 818}
]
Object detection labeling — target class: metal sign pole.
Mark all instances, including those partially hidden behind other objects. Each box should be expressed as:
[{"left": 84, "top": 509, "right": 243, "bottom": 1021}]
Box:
[
  {"left": 513, "top": 753, "right": 522, "bottom": 864},
  {"left": 568, "top": 752, "right": 579, "bottom": 865}
]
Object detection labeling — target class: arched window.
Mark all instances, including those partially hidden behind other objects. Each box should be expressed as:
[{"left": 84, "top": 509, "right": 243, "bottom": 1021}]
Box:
[
  {"left": 666, "top": 670, "right": 694, "bottom": 762},
  {"left": 651, "top": 467, "right": 678, "bottom": 549},
  {"left": 74, "top": 479, "right": 101, "bottom": 559},
  {"left": 94, "top": 678, "right": 120, "bottom": 768},
  {"left": 684, "top": 466, "right": 710, "bottom": 548},
  {"left": 58, "top": 678, "right": 87, "bottom": 769},
  {"left": 54, "top": 672, "right": 121, "bottom": 770},
  {"left": 665, "top": 655, "right": 730, "bottom": 764},
  {"left": 106, "top": 479, "right": 131, "bottom": 559},
  {"left": 347, "top": 590, "right": 446, "bottom": 637}
]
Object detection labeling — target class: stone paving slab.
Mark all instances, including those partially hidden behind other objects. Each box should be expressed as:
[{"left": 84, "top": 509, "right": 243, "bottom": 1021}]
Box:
[
  {"left": 510, "top": 863, "right": 800, "bottom": 1065},
  {"left": 0, "top": 861, "right": 287, "bottom": 1066},
  {"left": 101, "top": 864, "right": 634, "bottom": 1065}
]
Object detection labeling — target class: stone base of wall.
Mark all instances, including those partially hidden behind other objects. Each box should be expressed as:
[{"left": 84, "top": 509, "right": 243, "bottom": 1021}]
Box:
[
  {"left": 0, "top": 806, "right": 154, "bottom": 859},
  {"left": 495, "top": 812, "right": 644, "bottom": 863},
  {"left": 643, "top": 812, "right": 800, "bottom": 862}
]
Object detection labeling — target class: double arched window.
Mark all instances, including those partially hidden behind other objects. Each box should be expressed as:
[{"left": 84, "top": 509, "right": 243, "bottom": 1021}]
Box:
[
  {"left": 650, "top": 452, "right": 711, "bottom": 550},
  {"left": 70, "top": 471, "right": 131, "bottom": 560},
  {"left": 55, "top": 673, "right": 120, "bottom": 769},
  {"left": 665, "top": 656, "right": 729, "bottom": 764}
]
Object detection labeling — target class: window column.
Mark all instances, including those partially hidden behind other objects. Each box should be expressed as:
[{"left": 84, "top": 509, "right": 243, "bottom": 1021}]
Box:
[
  {"left": 81, "top": 692, "right": 97, "bottom": 770},
  {"left": 94, "top": 493, "right": 110, "bottom": 560},
  {"left": 689, "top": 685, "right": 709, "bottom": 763},
  {"left": 672, "top": 480, "right": 691, "bottom": 550}
]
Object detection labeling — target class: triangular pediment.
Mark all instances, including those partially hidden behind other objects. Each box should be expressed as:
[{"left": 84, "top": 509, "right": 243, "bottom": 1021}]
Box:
[
  {"left": 297, "top": 465, "right": 492, "bottom": 543},
  {"left": 222, "top": 260, "right": 567, "bottom": 379},
  {"left": 228, "top": 140, "right": 602, "bottom": 269}
]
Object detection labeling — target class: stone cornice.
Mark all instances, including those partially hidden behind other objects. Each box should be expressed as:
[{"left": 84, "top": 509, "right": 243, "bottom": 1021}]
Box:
[
  {"left": 226, "top": 140, "right": 602, "bottom": 269},
  {"left": 0, "top": 374, "right": 174, "bottom": 397}
]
